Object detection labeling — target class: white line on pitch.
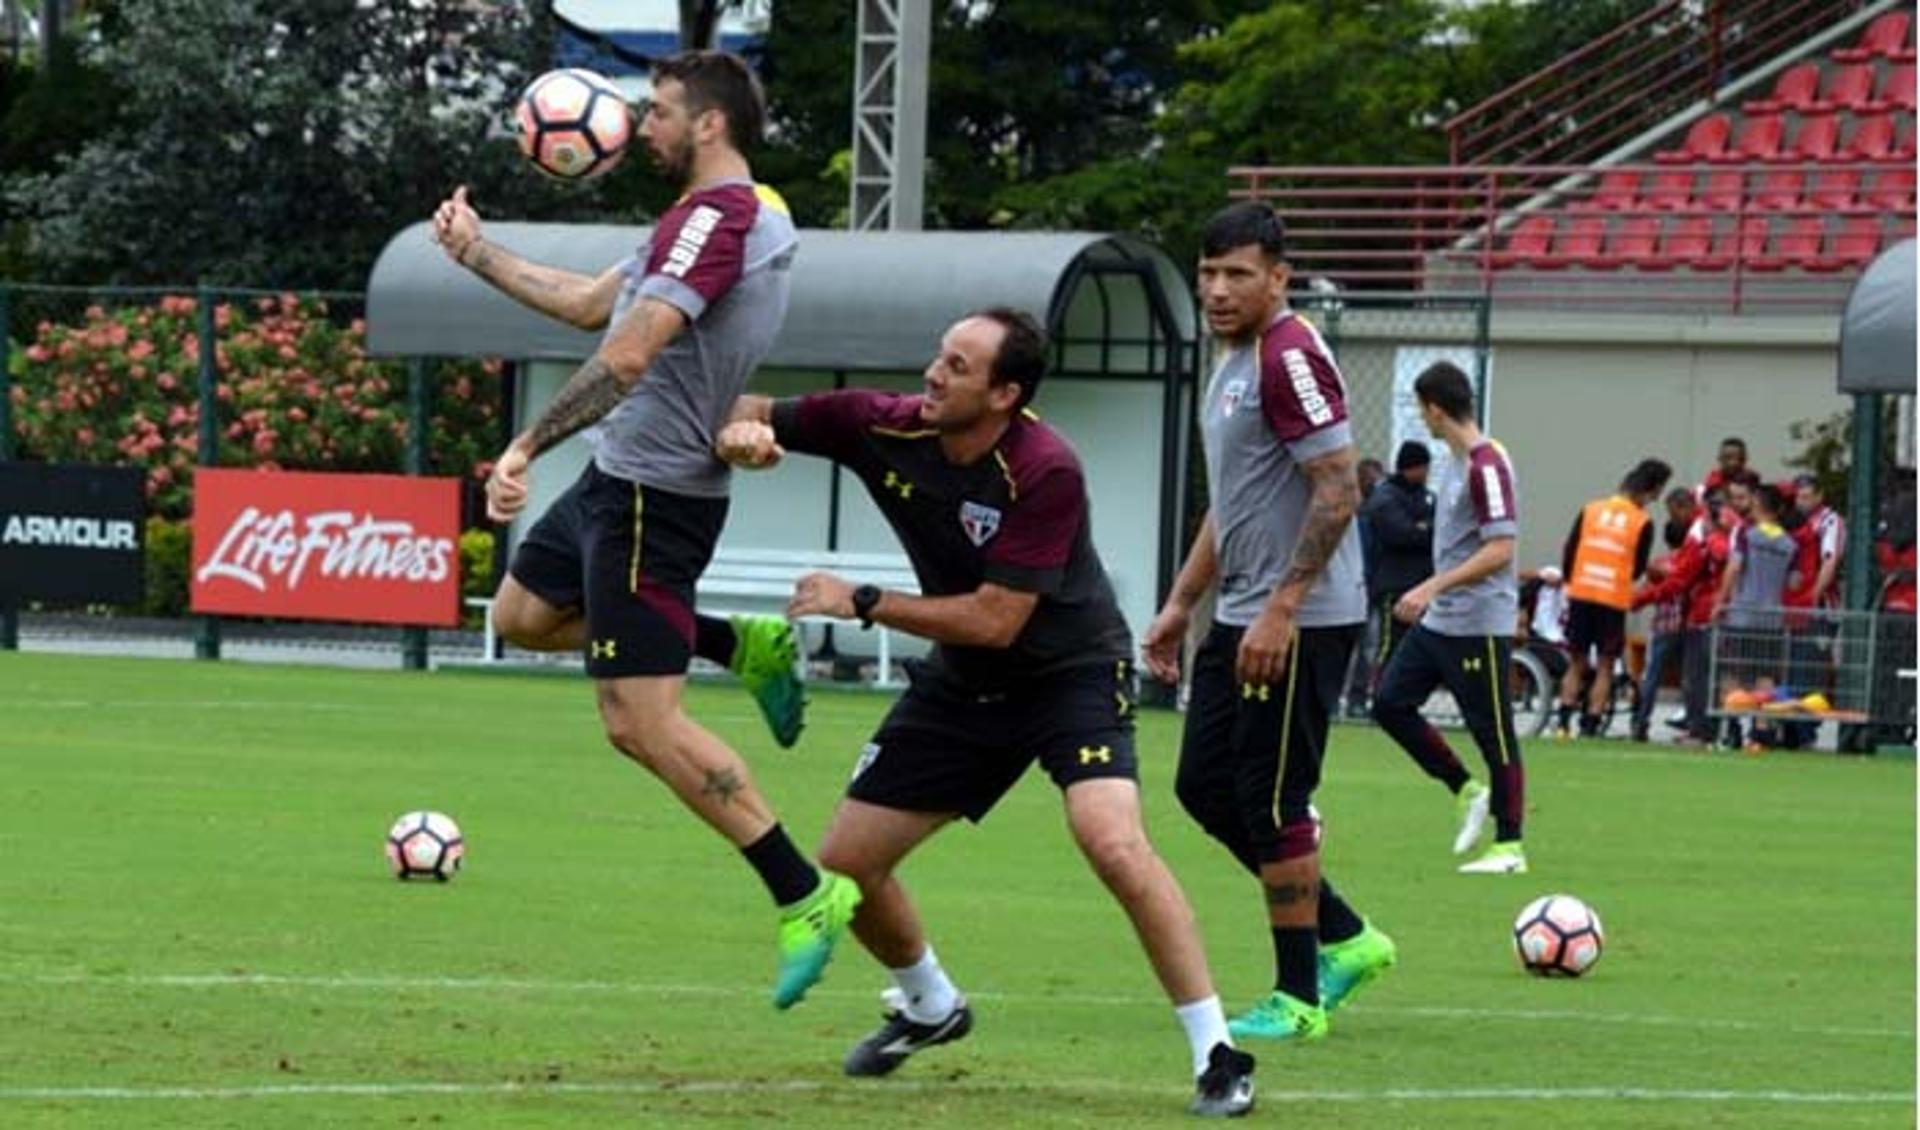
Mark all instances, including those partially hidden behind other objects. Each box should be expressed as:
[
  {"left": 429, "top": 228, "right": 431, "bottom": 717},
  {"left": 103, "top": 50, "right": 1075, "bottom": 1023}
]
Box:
[
  {"left": 12, "top": 971, "right": 1911, "bottom": 1041},
  {"left": 0, "top": 1079, "right": 1909, "bottom": 1105}
]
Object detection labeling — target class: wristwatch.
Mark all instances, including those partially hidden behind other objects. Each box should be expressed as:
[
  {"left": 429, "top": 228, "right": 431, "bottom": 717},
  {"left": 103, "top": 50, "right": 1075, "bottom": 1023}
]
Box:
[{"left": 851, "top": 584, "right": 883, "bottom": 629}]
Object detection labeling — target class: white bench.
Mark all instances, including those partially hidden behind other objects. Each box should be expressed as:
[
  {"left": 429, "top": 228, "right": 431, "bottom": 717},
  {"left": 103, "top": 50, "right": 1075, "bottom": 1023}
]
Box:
[
  {"left": 465, "top": 548, "right": 921, "bottom": 687},
  {"left": 698, "top": 547, "right": 920, "bottom": 687}
]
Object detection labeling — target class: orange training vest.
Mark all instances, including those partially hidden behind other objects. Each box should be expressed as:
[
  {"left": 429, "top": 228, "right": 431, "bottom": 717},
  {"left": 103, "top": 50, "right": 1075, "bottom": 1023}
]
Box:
[{"left": 1566, "top": 494, "right": 1649, "bottom": 610}]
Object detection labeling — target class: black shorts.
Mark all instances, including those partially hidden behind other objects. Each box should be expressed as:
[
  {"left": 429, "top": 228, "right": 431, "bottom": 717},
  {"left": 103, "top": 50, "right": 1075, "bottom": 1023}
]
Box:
[
  {"left": 509, "top": 464, "right": 727, "bottom": 678},
  {"left": 1375, "top": 624, "right": 1522, "bottom": 767},
  {"left": 1176, "top": 622, "right": 1360, "bottom": 862},
  {"left": 848, "top": 659, "right": 1139, "bottom": 822},
  {"left": 1565, "top": 599, "right": 1627, "bottom": 658}
]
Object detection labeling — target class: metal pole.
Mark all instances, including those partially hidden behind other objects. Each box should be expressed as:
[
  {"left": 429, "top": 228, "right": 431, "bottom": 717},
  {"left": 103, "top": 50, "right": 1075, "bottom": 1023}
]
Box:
[
  {"left": 0, "top": 281, "right": 15, "bottom": 651},
  {"left": 401, "top": 356, "right": 430, "bottom": 671},
  {"left": 1843, "top": 392, "right": 1883, "bottom": 611},
  {"left": 194, "top": 285, "right": 222, "bottom": 660}
]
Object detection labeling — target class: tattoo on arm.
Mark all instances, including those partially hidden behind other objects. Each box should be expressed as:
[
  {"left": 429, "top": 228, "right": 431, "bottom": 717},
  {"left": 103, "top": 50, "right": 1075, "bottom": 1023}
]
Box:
[
  {"left": 700, "top": 767, "right": 744, "bottom": 807},
  {"left": 522, "top": 356, "right": 629, "bottom": 458},
  {"left": 1265, "top": 881, "right": 1313, "bottom": 907},
  {"left": 1278, "top": 450, "right": 1362, "bottom": 595}
]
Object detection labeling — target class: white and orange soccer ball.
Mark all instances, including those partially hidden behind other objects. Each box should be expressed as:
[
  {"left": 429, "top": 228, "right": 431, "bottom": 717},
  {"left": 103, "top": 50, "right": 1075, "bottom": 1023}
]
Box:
[
  {"left": 515, "top": 68, "right": 632, "bottom": 180},
  {"left": 1512, "top": 894, "right": 1605, "bottom": 977},
  {"left": 385, "top": 810, "right": 465, "bottom": 882}
]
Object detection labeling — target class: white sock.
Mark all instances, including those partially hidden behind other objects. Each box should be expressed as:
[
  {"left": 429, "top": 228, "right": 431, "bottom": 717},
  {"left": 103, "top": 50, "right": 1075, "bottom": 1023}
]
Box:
[
  {"left": 1175, "top": 995, "right": 1231, "bottom": 1077},
  {"left": 890, "top": 946, "right": 960, "bottom": 1024}
]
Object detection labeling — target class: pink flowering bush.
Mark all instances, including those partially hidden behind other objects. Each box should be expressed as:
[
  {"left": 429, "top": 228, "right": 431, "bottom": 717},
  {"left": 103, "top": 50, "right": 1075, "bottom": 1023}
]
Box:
[{"left": 8, "top": 294, "right": 503, "bottom": 519}]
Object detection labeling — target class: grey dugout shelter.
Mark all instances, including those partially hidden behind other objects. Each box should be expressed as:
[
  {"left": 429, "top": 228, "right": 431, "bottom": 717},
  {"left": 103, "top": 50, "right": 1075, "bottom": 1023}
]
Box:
[
  {"left": 1835, "top": 238, "right": 1917, "bottom": 609},
  {"left": 366, "top": 225, "right": 1200, "bottom": 640}
]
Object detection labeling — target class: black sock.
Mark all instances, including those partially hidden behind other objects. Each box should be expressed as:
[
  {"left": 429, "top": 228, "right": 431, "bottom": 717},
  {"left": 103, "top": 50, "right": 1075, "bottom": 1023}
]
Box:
[
  {"left": 695, "top": 614, "right": 738, "bottom": 668},
  {"left": 741, "top": 824, "right": 819, "bottom": 907},
  {"left": 1555, "top": 703, "right": 1575, "bottom": 727},
  {"left": 1271, "top": 926, "right": 1319, "bottom": 1004},
  {"left": 1318, "top": 880, "right": 1366, "bottom": 945}
]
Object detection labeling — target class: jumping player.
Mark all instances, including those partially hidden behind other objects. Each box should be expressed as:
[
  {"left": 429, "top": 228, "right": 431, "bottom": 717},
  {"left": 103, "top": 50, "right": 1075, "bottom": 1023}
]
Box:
[{"left": 429, "top": 50, "right": 856, "bottom": 1009}]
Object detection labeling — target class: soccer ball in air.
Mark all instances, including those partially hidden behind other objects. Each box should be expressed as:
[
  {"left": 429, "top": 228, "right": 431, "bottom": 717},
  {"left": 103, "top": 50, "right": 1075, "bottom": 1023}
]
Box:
[
  {"left": 385, "top": 810, "right": 465, "bottom": 882},
  {"left": 1512, "top": 894, "right": 1604, "bottom": 977},
  {"left": 515, "top": 69, "right": 632, "bottom": 180}
]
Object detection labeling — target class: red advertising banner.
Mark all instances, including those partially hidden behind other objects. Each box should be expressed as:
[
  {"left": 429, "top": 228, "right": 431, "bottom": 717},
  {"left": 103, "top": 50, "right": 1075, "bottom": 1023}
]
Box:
[{"left": 191, "top": 469, "right": 462, "bottom": 627}]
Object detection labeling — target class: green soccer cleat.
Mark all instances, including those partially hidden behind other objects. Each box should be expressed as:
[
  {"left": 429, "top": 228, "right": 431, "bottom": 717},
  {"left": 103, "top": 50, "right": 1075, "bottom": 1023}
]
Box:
[
  {"left": 1226, "top": 989, "right": 1328, "bottom": 1043},
  {"left": 730, "top": 614, "right": 806, "bottom": 749},
  {"left": 1318, "top": 923, "right": 1397, "bottom": 1013},
  {"left": 1452, "top": 779, "right": 1491, "bottom": 855},
  {"left": 773, "top": 872, "right": 861, "bottom": 1010},
  {"left": 1457, "top": 840, "right": 1528, "bottom": 875}
]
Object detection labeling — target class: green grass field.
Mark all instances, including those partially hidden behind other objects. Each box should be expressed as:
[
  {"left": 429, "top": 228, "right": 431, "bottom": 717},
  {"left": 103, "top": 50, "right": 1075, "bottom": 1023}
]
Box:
[{"left": 0, "top": 652, "right": 1912, "bottom": 1128}]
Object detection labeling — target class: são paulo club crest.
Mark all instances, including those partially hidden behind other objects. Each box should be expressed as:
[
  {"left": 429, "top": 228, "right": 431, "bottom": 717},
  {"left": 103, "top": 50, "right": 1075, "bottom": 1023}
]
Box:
[
  {"left": 1220, "top": 378, "right": 1251, "bottom": 416},
  {"left": 959, "top": 500, "right": 1002, "bottom": 547}
]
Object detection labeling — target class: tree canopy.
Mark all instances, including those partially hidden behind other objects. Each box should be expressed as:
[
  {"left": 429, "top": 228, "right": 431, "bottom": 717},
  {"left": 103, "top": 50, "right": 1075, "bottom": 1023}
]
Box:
[{"left": 0, "top": 0, "right": 1668, "bottom": 287}]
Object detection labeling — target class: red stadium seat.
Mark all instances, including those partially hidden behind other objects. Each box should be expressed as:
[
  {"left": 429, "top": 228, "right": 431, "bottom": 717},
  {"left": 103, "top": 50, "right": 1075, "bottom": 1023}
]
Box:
[
  {"left": 1697, "top": 169, "right": 1746, "bottom": 212},
  {"left": 1806, "top": 167, "right": 1861, "bottom": 210},
  {"left": 1807, "top": 64, "right": 1875, "bottom": 114},
  {"left": 1835, "top": 12, "right": 1912, "bottom": 63},
  {"left": 1574, "top": 169, "right": 1640, "bottom": 212},
  {"left": 1745, "top": 62, "right": 1821, "bottom": 114},
  {"left": 1862, "top": 166, "right": 1917, "bottom": 211},
  {"left": 1750, "top": 216, "right": 1824, "bottom": 271},
  {"left": 1753, "top": 167, "right": 1805, "bottom": 210},
  {"left": 1867, "top": 62, "right": 1918, "bottom": 113},
  {"left": 1714, "top": 114, "right": 1785, "bottom": 162},
  {"left": 1897, "top": 118, "right": 1916, "bottom": 159},
  {"left": 1593, "top": 215, "right": 1660, "bottom": 269},
  {"left": 1548, "top": 214, "right": 1606, "bottom": 268},
  {"left": 1839, "top": 113, "right": 1897, "bottom": 160},
  {"left": 1698, "top": 215, "right": 1770, "bottom": 272},
  {"left": 1493, "top": 214, "right": 1555, "bottom": 267},
  {"left": 1655, "top": 114, "right": 1731, "bottom": 163},
  {"left": 1643, "top": 168, "right": 1697, "bottom": 210},
  {"left": 1647, "top": 215, "right": 1711, "bottom": 271},
  {"left": 1781, "top": 113, "right": 1840, "bottom": 161},
  {"left": 1810, "top": 215, "right": 1883, "bottom": 271}
]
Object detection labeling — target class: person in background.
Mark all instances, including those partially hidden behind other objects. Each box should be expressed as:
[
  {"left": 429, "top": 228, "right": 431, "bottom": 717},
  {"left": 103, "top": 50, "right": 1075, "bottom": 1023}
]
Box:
[
  {"left": 1629, "top": 488, "right": 1698, "bottom": 743},
  {"left": 1351, "top": 442, "right": 1434, "bottom": 716},
  {"left": 1342, "top": 457, "right": 1391, "bottom": 717},
  {"left": 1633, "top": 488, "right": 1735, "bottom": 747},
  {"left": 1712, "top": 484, "right": 1798, "bottom": 751},
  {"left": 1552, "top": 459, "right": 1671, "bottom": 739},
  {"left": 1700, "top": 436, "right": 1761, "bottom": 498}
]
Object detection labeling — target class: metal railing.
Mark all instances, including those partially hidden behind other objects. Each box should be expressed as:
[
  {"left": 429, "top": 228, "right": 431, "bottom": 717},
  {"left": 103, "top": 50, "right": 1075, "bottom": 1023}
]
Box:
[
  {"left": 1443, "top": 0, "right": 1871, "bottom": 168},
  {"left": 1228, "top": 161, "right": 1915, "bottom": 312}
]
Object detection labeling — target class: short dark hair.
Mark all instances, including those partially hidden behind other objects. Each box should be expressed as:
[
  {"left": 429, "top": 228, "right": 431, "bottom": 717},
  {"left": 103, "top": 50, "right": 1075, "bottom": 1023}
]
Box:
[
  {"left": 653, "top": 50, "right": 766, "bottom": 151},
  {"left": 1201, "top": 201, "right": 1287, "bottom": 262},
  {"left": 1413, "top": 361, "right": 1475, "bottom": 423},
  {"left": 1719, "top": 436, "right": 1748, "bottom": 452},
  {"left": 1753, "top": 483, "right": 1785, "bottom": 516},
  {"left": 1664, "top": 486, "right": 1696, "bottom": 507},
  {"left": 1621, "top": 458, "right": 1673, "bottom": 497},
  {"left": 972, "top": 306, "right": 1049, "bottom": 412},
  {"left": 1794, "top": 472, "right": 1823, "bottom": 496}
]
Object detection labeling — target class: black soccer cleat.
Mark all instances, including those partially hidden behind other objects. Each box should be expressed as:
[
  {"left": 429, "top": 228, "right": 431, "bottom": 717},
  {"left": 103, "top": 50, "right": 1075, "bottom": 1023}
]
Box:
[
  {"left": 1188, "top": 1041, "right": 1256, "bottom": 1118},
  {"left": 843, "top": 997, "right": 974, "bottom": 1077}
]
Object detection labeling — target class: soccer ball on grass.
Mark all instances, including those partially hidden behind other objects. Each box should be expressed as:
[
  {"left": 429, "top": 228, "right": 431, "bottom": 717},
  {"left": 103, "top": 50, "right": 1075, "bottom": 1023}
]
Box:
[
  {"left": 1512, "top": 893, "right": 1604, "bottom": 977},
  {"left": 386, "top": 810, "right": 465, "bottom": 882}
]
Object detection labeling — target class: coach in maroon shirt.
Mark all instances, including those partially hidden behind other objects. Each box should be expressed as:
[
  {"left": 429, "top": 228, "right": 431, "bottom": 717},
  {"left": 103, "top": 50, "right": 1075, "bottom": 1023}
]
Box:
[{"left": 716, "top": 308, "right": 1257, "bottom": 1115}]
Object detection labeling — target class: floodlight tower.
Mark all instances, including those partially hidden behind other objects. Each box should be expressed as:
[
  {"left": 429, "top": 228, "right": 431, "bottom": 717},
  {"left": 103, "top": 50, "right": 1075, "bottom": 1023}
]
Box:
[{"left": 849, "top": 0, "right": 929, "bottom": 231}]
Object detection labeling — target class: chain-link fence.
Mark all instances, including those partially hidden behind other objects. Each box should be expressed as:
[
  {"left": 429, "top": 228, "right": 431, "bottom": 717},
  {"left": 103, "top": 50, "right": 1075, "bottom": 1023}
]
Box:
[{"left": 1, "top": 282, "right": 513, "bottom": 666}]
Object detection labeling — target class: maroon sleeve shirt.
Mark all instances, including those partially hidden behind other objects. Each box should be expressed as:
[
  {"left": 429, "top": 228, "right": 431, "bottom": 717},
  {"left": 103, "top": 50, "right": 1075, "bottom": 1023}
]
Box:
[{"left": 771, "top": 391, "right": 1132, "bottom": 685}]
